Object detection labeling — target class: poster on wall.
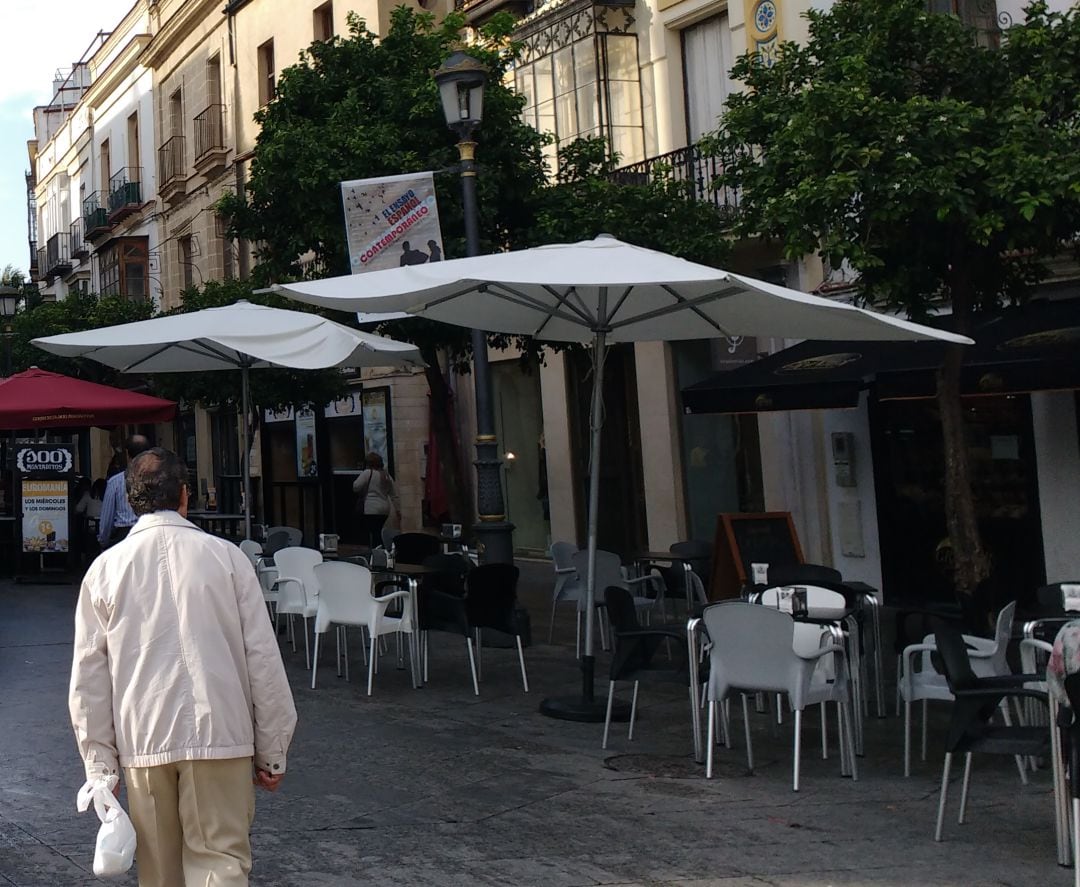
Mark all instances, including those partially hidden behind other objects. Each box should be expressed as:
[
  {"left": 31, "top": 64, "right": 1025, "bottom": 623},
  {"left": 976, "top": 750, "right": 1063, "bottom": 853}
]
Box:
[
  {"left": 295, "top": 407, "right": 319, "bottom": 478},
  {"left": 362, "top": 389, "right": 390, "bottom": 468},
  {"left": 340, "top": 172, "right": 445, "bottom": 274},
  {"left": 16, "top": 444, "right": 74, "bottom": 554}
]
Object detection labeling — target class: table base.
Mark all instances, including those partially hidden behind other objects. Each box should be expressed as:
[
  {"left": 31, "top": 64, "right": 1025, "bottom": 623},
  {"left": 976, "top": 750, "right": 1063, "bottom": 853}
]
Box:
[{"left": 539, "top": 695, "right": 631, "bottom": 723}]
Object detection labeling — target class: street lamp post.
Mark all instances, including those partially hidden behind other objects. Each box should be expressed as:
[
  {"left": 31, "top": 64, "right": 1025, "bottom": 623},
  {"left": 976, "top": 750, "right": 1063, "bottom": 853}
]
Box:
[
  {"left": 0, "top": 285, "right": 19, "bottom": 377},
  {"left": 434, "top": 52, "right": 514, "bottom": 564}
]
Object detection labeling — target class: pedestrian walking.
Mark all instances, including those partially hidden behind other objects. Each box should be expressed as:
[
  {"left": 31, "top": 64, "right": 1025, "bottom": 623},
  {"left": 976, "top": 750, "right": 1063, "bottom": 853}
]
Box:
[
  {"left": 352, "top": 452, "right": 400, "bottom": 549},
  {"left": 69, "top": 447, "right": 297, "bottom": 886},
  {"left": 96, "top": 434, "right": 150, "bottom": 548}
]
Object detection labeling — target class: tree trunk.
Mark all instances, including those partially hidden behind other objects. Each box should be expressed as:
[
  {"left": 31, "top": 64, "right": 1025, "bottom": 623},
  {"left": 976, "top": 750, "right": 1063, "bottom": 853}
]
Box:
[
  {"left": 937, "top": 277, "right": 991, "bottom": 600},
  {"left": 421, "top": 347, "right": 472, "bottom": 533}
]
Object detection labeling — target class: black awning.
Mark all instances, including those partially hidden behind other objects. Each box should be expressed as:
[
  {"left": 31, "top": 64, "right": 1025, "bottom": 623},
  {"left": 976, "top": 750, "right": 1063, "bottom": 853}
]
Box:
[{"left": 682, "top": 297, "right": 1080, "bottom": 415}]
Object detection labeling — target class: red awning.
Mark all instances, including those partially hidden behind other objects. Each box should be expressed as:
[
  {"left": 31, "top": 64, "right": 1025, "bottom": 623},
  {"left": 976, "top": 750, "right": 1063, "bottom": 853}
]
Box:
[{"left": 0, "top": 368, "right": 177, "bottom": 430}]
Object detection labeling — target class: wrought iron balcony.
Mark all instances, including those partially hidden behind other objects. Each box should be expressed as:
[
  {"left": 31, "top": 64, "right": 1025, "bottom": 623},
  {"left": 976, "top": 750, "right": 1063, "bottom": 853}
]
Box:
[
  {"left": 83, "top": 191, "right": 112, "bottom": 240},
  {"left": 45, "top": 232, "right": 72, "bottom": 278},
  {"left": 453, "top": 0, "right": 533, "bottom": 26},
  {"left": 28, "top": 239, "right": 37, "bottom": 275},
  {"left": 70, "top": 218, "right": 87, "bottom": 261},
  {"left": 159, "top": 137, "right": 187, "bottom": 203},
  {"left": 194, "top": 104, "right": 227, "bottom": 174},
  {"left": 107, "top": 167, "right": 143, "bottom": 220},
  {"left": 609, "top": 145, "right": 740, "bottom": 217}
]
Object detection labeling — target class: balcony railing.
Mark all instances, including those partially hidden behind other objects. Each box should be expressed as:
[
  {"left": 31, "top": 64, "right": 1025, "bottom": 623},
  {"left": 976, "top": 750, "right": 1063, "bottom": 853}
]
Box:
[
  {"left": 28, "top": 239, "right": 37, "bottom": 274},
  {"left": 83, "top": 191, "right": 111, "bottom": 237},
  {"left": 45, "top": 232, "right": 72, "bottom": 277},
  {"left": 159, "top": 136, "right": 186, "bottom": 189},
  {"left": 108, "top": 167, "right": 143, "bottom": 217},
  {"left": 194, "top": 104, "right": 225, "bottom": 163},
  {"left": 609, "top": 145, "right": 740, "bottom": 216},
  {"left": 70, "top": 217, "right": 87, "bottom": 260}
]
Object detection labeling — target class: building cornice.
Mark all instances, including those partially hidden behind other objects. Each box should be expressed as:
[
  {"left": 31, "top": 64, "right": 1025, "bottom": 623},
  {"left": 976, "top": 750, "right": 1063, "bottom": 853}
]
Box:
[
  {"left": 140, "top": 0, "right": 222, "bottom": 68},
  {"left": 85, "top": 34, "right": 153, "bottom": 110}
]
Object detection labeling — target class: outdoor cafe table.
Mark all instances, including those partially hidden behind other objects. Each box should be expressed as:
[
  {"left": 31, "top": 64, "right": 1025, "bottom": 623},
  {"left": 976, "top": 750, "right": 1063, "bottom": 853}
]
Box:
[
  {"left": 187, "top": 511, "right": 245, "bottom": 539},
  {"left": 369, "top": 563, "right": 444, "bottom": 685}
]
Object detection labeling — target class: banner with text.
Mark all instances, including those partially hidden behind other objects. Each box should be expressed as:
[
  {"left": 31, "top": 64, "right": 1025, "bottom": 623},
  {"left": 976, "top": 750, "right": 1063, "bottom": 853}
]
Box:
[
  {"left": 21, "top": 479, "right": 69, "bottom": 553},
  {"left": 341, "top": 172, "right": 445, "bottom": 274}
]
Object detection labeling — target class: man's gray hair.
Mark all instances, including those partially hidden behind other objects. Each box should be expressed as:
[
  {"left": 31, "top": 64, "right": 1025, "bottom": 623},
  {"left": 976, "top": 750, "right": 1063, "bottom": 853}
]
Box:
[{"left": 126, "top": 448, "right": 189, "bottom": 516}]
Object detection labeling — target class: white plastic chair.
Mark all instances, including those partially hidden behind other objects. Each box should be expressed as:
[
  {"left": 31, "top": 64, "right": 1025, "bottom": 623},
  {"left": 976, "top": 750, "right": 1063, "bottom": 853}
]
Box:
[
  {"left": 311, "top": 561, "right": 417, "bottom": 695},
  {"left": 548, "top": 542, "right": 583, "bottom": 643},
  {"left": 899, "top": 601, "right": 1017, "bottom": 777},
  {"left": 272, "top": 547, "right": 323, "bottom": 669},
  {"left": 701, "top": 601, "right": 857, "bottom": 791},
  {"left": 574, "top": 549, "right": 661, "bottom": 657},
  {"left": 239, "top": 539, "right": 279, "bottom": 611}
]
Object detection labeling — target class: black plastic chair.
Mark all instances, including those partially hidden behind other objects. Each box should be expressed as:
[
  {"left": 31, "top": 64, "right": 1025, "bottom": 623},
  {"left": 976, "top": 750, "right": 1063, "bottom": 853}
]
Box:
[
  {"left": 417, "top": 571, "right": 477, "bottom": 695},
  {"left": 393, "top": 532, "right": 442, "bottom": 565},
  {"left": 421, "top": 554, "right": 471, "bottom": 598},
  {"left": 465, "top": 563, "right": 528, "bottom": 693},
  {"left": 654, "top": 540, "right": 712, "bottom": 610},
  {"left": 930, "top": 617, "right": 1052, "bottom": 842},
  {"left": 601, "top": 585, "right": 693, "bottom": 750}
]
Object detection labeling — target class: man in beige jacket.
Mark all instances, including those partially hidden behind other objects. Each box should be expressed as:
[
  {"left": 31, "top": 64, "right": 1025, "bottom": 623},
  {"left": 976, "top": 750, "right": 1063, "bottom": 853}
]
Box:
[{"left": 69, "top": 447, "right": 297, "bottom": 886}]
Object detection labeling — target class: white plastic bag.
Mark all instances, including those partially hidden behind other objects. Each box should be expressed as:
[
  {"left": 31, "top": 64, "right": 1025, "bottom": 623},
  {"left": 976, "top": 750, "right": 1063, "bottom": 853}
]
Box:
[{"left": 76, "top": 776, "right": 137, "bottom": 878}]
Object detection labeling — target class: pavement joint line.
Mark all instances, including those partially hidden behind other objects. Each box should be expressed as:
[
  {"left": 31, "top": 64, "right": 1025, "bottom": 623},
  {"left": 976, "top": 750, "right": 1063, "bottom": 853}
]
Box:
[{"left": 0, "top": 641, "right": 73, "bottom": 649}]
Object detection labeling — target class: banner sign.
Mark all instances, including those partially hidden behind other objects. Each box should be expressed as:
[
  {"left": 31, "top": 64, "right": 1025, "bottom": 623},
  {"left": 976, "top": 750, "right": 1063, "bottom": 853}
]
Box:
[
  {"left": 22, "top": 479, "right": 69, "bottom": 553},
  {"left": 17, "top": 445, "right": 74, "bottom": 554},
  {"left": 295, "top": 406, "right": 319, "bottom": 478},
  {"left": 341, "top": 172, "right": 445, "bottom": 274}
]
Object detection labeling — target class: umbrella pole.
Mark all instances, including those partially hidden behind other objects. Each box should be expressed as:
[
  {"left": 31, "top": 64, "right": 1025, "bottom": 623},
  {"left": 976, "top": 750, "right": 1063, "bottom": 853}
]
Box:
[
  {"left": 241, "top": 365, "right": 252, "bottom": 540},
  {"left": 539, "top": 308, "right": 629, "bottom": 723}
]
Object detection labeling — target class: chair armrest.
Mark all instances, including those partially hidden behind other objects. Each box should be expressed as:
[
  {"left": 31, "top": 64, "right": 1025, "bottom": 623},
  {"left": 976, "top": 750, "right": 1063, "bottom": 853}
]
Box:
[
  {"left": 554, "top": 566, "right": 576, "bottom": 576},
  {"left": 375, "top": 579, "right": 405, "bottom": 595},
  {"left": 798, "top": 643, "right": 845, "bottom": 661},
  {"left": 953, "top": 686, "right": 1049, "bottom": 703},
  {"left": 372, "top": 589, "right": 411, "bottom": 605},
  {"left": 271, "top": 576, "right": 301, "bottom": 592},
  {"left": 1021, "top": 638, "right": 1054, "bottom": 656}
]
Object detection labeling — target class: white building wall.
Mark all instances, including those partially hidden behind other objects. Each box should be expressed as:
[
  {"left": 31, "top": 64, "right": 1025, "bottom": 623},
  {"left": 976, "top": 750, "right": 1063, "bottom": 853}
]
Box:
[{"left": 1032, "top": 391, "right": 1080, "bottom": 582}]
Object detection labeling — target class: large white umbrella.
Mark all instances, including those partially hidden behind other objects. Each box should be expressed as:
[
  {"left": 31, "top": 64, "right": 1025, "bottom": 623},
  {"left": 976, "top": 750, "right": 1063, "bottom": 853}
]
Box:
[
  {"left": 33, "top": 300, "right": 424, "bottom": 538},
  {"left": 270, "top": 235, "right": 972, "bottom": 716}
]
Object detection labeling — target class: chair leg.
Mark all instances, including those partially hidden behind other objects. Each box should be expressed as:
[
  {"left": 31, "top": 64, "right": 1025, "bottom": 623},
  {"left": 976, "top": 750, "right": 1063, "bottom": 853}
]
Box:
[
  {"left": 935, "top": 752, "right": 953, "bottom": 841},
  {"left": 689, "top": 683, "right": 702, "bottom": 763},
  {"left": 423, "top": 632, "right": 430, "bottom": 684},
  {"left": 958, "top": 752, "right": 973, "bottom": 824},
  {"left": 723, "top": 698, "right": 733, "bottom": 750},
  {"left": 466, "top": 636, "right": 479, "bottom": 696},
  {"left": 843, "top": 698, "right": 859, "bottom": 781},
  {"left": 921, "top": 699, "right": 929, "bottom": 762},
  {"left": 904, "top": 699, "right": 912, "bottom": 778},
  {"left": 310, "top": 631, "right": 321, "bottom": 690},
  {"left": 343, "top": 628, "right": 350, "bottom": 682},
  {"left": 821, "top": 703, "right": 828, "bottom": 760},
  {"left": 289, "top": 614, "right": 296, "bottom": 652},
  {"left": 895, "top": 655, "right": 902, "bottom": 717},
  {"left": 706, "top": 700, "right": 716, "bottom": 779},
  {"left": 628, "top": 681, "right": 640, "bottom": 741},
  {"left": 516, "top": 636, "right": 529, "bottom": 693},
  {"left": 998, "top": 700, "right": 1029, "bottom": 785},
  {"left": 303, "top": 617, "right": 310, "bottom": 670},
  {"left": 367, "top": 633, "right": 377, "bottom": 696},
  {"left": 575, "top": 611, "right": 581, "bottom": 659},
  {"left": 793, "top": 708, "right": 802, "bottom": 792},
  {"left": 837, "top": 701, "right": 849, "bottom": 776},
  {"left": 549, "top": 598, "right": 558, "bottom": 644},
  {"left": 742, "top": 694, "right": 755, "bottom": 773},
  {"left": 475, "top": 629, "right": 483, "bottom": 680},
  {"left": 602, "top": 680, "right": 616, "bottom": 749},
  {"left": 335, "top": 627, "right": 342, "bottom": 677}
]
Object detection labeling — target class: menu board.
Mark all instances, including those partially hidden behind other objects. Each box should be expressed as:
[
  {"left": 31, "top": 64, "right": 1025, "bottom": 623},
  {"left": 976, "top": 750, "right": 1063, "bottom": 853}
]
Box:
[
  {"left": 710, "top": 512, "right": 804, "bottom": 601},
  {"left": 16, "top": 444, "right": 74, "bottom": 556}
]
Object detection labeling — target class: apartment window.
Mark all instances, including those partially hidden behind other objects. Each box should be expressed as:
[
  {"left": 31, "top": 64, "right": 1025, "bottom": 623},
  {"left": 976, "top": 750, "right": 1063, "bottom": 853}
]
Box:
[
  {"left": 99, "top": 237, "right": 149, "bottom": 299},
  {"left": 179, "top": 234, "right": 195, "bottom": 290},
  {"left": 313, "top": 2, "right": 334, "bottom": 41},
  {"left": 169, "top": 88, "right": 183, "bottom": 139},
  {"left": 258, "top": 40, "right": 276, "bottom": 105},
  {"left": 100, "top": 139, "right": 111, "bottom": 186},
  {"left": 515, "top": 34, "right": 644, "bottom": 171},
  {"left": 207, "top": 54, "right": 223, "bottom": 108},
  {"left": 127, "top": 112, "right": 140, "bottom": 173},
  {"left": 682, "top": 15, "right": 734, "bottom": 143}
]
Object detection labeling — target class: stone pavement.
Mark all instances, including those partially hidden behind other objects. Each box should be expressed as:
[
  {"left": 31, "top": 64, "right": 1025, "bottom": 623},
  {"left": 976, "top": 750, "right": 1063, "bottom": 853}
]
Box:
[{"left": 0, "top": 562, "right": 1067, "bottom": 886}]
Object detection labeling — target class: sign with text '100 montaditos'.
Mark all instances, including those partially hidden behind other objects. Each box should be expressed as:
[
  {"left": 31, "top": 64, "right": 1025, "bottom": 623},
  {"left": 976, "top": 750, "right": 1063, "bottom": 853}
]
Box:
[{"left": 341, "top": 172, "right": 445, "bottom": 274}]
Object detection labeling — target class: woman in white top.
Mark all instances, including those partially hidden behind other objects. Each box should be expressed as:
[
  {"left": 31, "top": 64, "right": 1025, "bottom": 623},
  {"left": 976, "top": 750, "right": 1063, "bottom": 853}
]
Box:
[{"left": 352, "top": 452, "right": 400, "bottom": 549}]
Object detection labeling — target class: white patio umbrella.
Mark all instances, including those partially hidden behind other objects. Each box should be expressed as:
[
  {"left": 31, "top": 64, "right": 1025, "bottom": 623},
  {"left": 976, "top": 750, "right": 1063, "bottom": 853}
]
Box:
[
  {"left": 32, "top": 300, "right": 424, "bottom": 539},
  {"left": 270, "top": 235, "right": 972, "bottom": 717}
]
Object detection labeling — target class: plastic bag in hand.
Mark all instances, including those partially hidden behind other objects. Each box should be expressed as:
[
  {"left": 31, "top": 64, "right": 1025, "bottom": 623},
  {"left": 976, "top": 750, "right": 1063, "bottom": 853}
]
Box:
[{"left": 76, "top": 776, "right": 137, "bottom": 877}]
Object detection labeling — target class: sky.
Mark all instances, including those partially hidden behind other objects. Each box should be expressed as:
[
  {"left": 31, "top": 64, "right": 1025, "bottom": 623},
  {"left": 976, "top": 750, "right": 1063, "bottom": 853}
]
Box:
[{"left": 1, "top": 0, "right": 136, "bottom": 280}]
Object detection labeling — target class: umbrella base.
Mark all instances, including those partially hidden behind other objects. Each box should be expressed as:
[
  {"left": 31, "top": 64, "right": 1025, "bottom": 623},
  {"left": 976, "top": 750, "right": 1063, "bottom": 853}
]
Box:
[{"left": 539, "top": 695, "right": 631, "bottom": 723}]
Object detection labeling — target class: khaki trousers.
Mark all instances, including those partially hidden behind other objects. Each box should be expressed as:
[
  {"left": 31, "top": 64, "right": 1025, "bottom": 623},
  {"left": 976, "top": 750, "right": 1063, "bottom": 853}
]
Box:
[{"left": 124, "top": 757, "right": 256, "bottom": 887}]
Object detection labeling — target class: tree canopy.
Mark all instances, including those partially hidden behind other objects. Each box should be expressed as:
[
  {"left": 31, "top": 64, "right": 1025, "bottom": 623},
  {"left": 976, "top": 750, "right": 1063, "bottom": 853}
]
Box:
[{"left": 709, "top": 0, "right": 1080, "bottom": 597}]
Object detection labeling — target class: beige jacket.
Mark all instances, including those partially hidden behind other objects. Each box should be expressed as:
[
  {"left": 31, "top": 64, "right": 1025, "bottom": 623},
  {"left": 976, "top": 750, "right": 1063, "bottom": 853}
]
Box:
[{"left": 69, "top": 511, "right": 297, "bottom": 780}]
